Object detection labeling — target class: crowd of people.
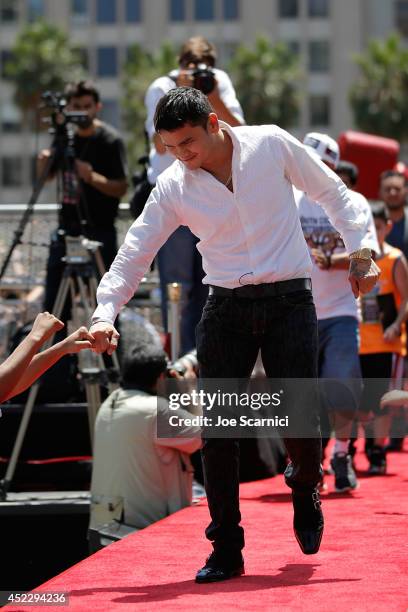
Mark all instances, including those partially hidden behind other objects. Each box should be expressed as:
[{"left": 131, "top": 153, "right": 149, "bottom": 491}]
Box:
[{"left": 0, "top": 36, "right": 407, "bottom": 584}]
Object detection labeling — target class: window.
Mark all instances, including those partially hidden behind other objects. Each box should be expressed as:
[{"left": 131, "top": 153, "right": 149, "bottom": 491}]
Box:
[
  {"left": 194, "top": 0, "right": 214, "bottom": 21},
  {"left": 309, "top": 95, "right": 330, "bottom": 126},
  {"left": 286, "top": 40, "right": 300, "bottom": 56},
  {"left": 223, "top": 0, "right": 238, "bottom": 20},
  {"left": 27, "top": 0, "right": 44, "bottom": 21},
  {"left": 71, "top": 0, "right": 88, "bottom": 25},
  {"left": 97, "top": 46, "right": 118, "bottom": 77},
  {"left": 100, "top": 99, "right": 120, "bottom": 128},
  {"left": 126, "top": 0, "right": 141, "bottom": 22},
  {"left": 2, "top": 157, "right": 23, "bottom": 187},
  {"left": 396, "top": 1, "right": 408, "bottom": 36},
  {"left": 278, "top": 0, "right": 298, "bottom": 18},
  {"left": 1, "top": 50, "right": 13, "bottom": 80},
  {"left": 170, "top": 0, "right": 185, "bottom": 21},
  {"left": 309, "top": 40, "right": 330, "bottom": 72},
  {"left": 308, "top": 0, "right": 329, "bottom": 18},
  {"left": 96, "top": 0, "right": 116, "bottom": 23},
  {"left": 77, "top": 47, "right": 89, "bottom": 70},
  {"left": 1, "top": 102, "right": 21, "bottom": 133},
  {"left": 0, "top": 0, "right": 18, "bottom": 22}
]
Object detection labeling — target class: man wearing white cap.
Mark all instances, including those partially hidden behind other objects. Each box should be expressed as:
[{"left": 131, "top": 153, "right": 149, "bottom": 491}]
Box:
[{"left": 296, "top": 132, "right": 379, "bottom": 492}]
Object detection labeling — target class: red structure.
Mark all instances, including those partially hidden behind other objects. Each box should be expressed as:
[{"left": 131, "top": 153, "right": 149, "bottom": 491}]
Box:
[{"left": 338, "top": 131, "right": 400, "bottom": 200}]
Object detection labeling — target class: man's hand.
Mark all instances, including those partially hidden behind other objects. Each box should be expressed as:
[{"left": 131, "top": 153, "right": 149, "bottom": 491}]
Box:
[
  {"left": 311, "top": 248, "right": 330, "bottom": 270},
  {"left": 348, "top": 257, "right": 380, "bottom": 298},
  {"left": 383, "top": 322, "right": 401, "bottom": 342},
  {"left": 89, "top": 322, "right": 120, "bottom": 355},
  {"left": 28, "top": 312, "right": 64, "bottom": 345},
  {"left": 380, "top": 389, "right": 408, "bottom": 409},
  {"left": 75, "top": 160, "right": 93, "bottom": 183},
  {"left": 62, "top": 326, "right": 94, "bottom": 354}
]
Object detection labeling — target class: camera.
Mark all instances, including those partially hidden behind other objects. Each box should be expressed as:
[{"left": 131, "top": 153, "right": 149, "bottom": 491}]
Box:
[
  {"left": 41, "top": 91, "right": 91, "bottom": 132},
  {"left": 169, "top": 64, "right": 216, "bottom": 95},
  {"left": 190, "top": 64, "right": 216, "bottom": 95}
]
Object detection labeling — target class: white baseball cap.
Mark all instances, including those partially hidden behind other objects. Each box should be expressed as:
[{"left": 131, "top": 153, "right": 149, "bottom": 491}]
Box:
[{"left": 303, "top": 132, "right": 340, "bottom": 169}]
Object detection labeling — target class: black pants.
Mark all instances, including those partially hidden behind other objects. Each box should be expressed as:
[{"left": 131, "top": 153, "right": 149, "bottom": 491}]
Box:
[{"left": 196, "top": 289, "right": 322, "bottom": 556}]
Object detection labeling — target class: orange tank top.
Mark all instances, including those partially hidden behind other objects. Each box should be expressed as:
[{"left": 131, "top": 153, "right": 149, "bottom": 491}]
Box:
[{"left": 360, "top": 245, "right": 406, "bottom": 355}]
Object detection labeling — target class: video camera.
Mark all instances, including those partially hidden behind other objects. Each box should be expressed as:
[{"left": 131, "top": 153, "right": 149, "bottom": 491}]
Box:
[
  {"left": 40, "top": 91, "right": 91, "bottom": 133},
  {"left": 170, "top": 64, "right": 216, "bottom": 95}
]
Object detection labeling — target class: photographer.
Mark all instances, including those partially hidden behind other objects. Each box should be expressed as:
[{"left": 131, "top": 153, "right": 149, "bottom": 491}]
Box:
[
  {"left": 37, "top": 80, "right": 128, "bottom": 317},
  {"left": 89, "top": 331, "right": 201, "bottom": 540},
  {"left": 144, "top": 37, "right": 244, "bottom": 354}
]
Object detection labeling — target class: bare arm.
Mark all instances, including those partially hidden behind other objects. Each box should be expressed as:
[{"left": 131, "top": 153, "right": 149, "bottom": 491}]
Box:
[
  {"left": 75, "top": 160, "right": 127, "bottom": 198},
  {"left": 207, "top": 88, "right": 244, "bottom": 127},
  {"left": 383, "top": 255, "right": 408, "bottom": 341},
  {"left": 2, "top": 326, "right": 93, "bottom": 401},
  {"left": 0, "top": 313, "right": 64, "bottom": 403}
]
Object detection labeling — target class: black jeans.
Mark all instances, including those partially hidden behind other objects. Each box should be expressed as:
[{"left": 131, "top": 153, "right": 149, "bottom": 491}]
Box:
[{"left": 196, "top": 288, "right": 322, "bottom": 557}]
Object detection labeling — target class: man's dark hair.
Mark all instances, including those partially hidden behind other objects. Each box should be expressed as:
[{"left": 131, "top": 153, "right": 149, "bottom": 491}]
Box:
[
  {"left": 371, "top": 202, "right": 390, "bottom": 223},
  {"left": 65, "top": 79, "right": 100, "bottom": 104},
  {"left": 178, "top": 36, "right": 217, "bottom": 68},
  {"left": 122, "top": 342, "right": 167, "bottom": 392},
  {"left": 379, "top": 169, "right": 408, "bottom": 186},
  {"left": 336, "top": 160, "right": 358, "bottom": 187},
  {"left": 154, "top": 87, "right": 213, "bottom": 132}
]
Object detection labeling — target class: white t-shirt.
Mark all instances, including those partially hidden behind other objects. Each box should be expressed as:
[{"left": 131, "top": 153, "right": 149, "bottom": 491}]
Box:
[
  {"left": 296, "top": 188, "right": 379, "bottom": 321},
  {"left": 144, "top": 69, "right": 244, "bottom": 184}
]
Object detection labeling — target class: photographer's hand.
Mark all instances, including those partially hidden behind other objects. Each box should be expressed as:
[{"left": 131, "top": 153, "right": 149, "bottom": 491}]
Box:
[{"left": 75, "top": 160, "right": 93, "bottom": 183}]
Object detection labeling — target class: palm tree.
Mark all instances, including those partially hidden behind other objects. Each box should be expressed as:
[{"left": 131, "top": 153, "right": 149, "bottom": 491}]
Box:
[
  {"left": 349, "top": 34, "right": 408, "bottom": 140},
  {"left": 228, "top": 36, "right": 301, "bottom": 127}
]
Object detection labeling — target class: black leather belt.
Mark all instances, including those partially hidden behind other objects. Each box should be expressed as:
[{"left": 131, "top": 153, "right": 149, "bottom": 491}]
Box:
[{"left": 209, "top": 278, "right": 312, "bottom": 299}]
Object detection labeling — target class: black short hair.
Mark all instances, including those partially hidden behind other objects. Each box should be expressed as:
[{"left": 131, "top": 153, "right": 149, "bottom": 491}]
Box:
[
  {"left": 65, "top": 80, "right": 100, "bottom": 104},
  {"left": 154, "top": 87, "right": 213, "bottom": 132},
  {"left": 371, "top": 202, "right": 390, "bottom": 223},
  {"left": 380, "top": 169, "right": 407, "bottom": 186},
  {"left": 122, "top": 342, "right": 167, "bottom": 391},
  {"left": 336, "top": 161, "right": 359, "bottom": 186}
]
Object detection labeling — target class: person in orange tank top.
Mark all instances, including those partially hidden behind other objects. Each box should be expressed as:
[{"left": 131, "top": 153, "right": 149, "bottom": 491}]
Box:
[{"left": 359, "top": 203, "right": 408, "bottom": 474}]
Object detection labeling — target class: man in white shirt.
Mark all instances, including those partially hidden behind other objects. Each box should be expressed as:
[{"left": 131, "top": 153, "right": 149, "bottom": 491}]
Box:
[
  {"left": 145, "top": 37, "right": 244, "bottom": 354},
  {"left": 89, "top": 88, "right": 380, "bottom": 583},
  {"left": 296, "top": 133, "right": 379, "bottom": 493}
]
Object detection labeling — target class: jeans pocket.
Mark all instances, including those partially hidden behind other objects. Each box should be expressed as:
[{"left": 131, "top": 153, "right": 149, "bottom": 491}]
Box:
[{"left": 279, "top": 290, "right": 315, "bottom": 308}]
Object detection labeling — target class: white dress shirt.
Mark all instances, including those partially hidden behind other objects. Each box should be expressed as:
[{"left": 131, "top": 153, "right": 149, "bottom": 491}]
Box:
[
  {"left": 93, "top": 122, "right": 370, "bottom": 325},
  {"left": 144, "top": 69, "right": 244, "bottom": 184}
]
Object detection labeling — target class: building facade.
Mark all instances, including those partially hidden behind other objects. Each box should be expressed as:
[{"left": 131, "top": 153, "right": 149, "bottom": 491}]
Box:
[{"left": 0, "top": 0, "right": 400, "bottom": 204}]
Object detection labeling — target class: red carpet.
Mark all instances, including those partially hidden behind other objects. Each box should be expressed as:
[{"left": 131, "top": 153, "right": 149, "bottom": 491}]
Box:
[{"left": 5, "top": 443, "right": 408, "bottom": 612}]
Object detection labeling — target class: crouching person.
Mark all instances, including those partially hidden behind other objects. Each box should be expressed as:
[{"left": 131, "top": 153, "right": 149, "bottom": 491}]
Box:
[{"left": 89, "top": 338, "right": 202, "bottom": 549}]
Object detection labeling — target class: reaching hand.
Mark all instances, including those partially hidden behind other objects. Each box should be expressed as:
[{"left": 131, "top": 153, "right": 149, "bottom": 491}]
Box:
[
  {"left": 348, "top": 258, "right": 381, "bottom": 298},
  {"left": 62, "top": 326, "right": 94, "bottom": 354},
  {"left": 89, "top": 322, "right": 120, "bottom": 355},
  {"left": 28, "top": 312, "right": 64, "bottom": 345}
]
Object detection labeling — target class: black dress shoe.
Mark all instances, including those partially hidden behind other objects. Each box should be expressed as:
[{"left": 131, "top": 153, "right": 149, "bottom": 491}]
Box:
[
  {"left": 195, "top": 552, "right": 245, "bottom": 583},
  {"left": 292, "top": 488, "right": 324, "bottom": 555}
]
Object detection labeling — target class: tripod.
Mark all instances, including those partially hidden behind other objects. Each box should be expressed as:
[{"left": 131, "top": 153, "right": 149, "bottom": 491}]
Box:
[{"left": 0, "top": 235, "right": 120, "bottom": 500}]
